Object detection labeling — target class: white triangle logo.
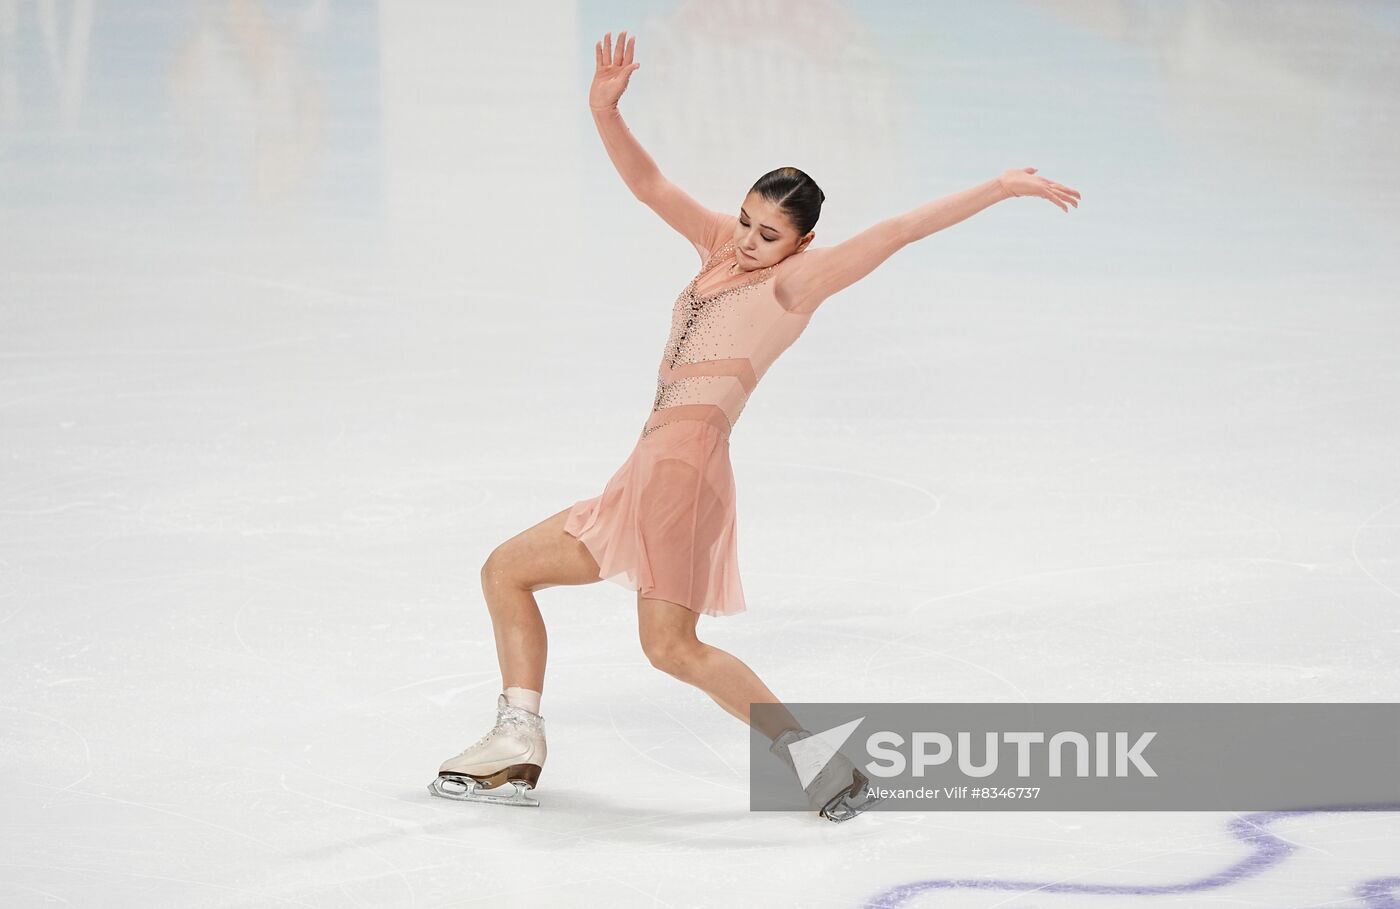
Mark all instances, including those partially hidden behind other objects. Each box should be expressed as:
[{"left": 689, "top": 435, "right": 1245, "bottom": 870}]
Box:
[{"left": 787, "top": 717, "right": 864, "bottom": 790}]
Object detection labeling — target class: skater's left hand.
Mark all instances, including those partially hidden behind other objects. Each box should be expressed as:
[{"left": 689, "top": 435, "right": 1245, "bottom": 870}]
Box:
[{"left": 998, "top": 167, "right": 1081, "bottom": 213}]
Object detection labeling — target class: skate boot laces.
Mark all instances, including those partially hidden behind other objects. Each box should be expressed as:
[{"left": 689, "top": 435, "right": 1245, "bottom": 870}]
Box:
[{"left": 455, "top": 694, "right": 545, "bottom": 757}]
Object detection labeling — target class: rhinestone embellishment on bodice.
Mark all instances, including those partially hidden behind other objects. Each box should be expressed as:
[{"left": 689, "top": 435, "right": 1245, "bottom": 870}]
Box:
[
  {"left": 663, "top": 242, "right": 777, "bottom": 369},
  {"left": 640, "top": 241, "right": 786, "bottom": 439}
]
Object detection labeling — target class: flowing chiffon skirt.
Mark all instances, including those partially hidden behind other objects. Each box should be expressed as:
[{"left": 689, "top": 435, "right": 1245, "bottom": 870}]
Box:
[{"left": 563, "top": 405, "right": 746, "bottom": 617}]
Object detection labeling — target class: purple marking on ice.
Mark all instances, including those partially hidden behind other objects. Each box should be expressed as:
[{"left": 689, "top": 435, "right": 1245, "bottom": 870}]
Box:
[
  {"left": 861, "top": 802, "right": 1400, "bottom": 908},
  {"left": 1357, "top": 876, "right": 1400, "bottom": 909}
]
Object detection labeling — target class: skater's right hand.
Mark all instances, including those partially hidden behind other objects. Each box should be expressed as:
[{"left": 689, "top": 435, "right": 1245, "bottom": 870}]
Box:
[{"left": 590, "top": 30, "right": 640, "bottom": 111}]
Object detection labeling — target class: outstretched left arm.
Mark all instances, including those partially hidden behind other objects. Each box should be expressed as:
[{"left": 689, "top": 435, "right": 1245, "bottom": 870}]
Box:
[{"left": 777, "top": 168, "right": 1080, "bottom": 313}]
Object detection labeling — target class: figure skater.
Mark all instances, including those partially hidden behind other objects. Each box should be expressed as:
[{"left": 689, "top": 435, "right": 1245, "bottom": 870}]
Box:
[{"left": 429, "top": 30, "right": 1080, "bottom": 822}]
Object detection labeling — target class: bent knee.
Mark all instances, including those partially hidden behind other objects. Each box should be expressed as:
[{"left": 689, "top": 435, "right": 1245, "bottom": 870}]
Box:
[
  {"left": 480, "top": 546, "right": 522, "bottom": 590},
  {"left": 641, "top": 636, "right": 701, "bottom": 676}
]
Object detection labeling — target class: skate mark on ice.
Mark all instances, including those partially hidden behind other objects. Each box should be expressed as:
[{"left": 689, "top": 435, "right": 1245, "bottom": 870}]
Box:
[
  {"left": 605, "top": 702, "right": 746, "bottom": 796},
  {"left": 857, "top": 627, "right": 1032, "bottom": 703},
  {"left": 860, "top": 803, "right": 1400, "bottom": 908},
  {"left": 0, "top": 704, "right": 93, "bottom": 790},
  {"left": 276, "top": 772, "right": 419, "bottom": 907},
  {"left": 1352, "top": 491, "right": 1400, "bottom": 602}
]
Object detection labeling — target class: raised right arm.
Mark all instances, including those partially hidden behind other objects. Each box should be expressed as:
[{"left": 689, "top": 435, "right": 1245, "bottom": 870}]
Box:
[{"left": 590, "top": 103, "right": 733, "bottom": 263}]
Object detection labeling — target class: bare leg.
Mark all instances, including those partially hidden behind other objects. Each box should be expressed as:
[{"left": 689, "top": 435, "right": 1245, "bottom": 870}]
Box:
[
  {"left": 637, "top": 595, "right": 802, "bottom": 743},
  {"left": 480, "top": 506, "right": 605, "bottom": 694}
]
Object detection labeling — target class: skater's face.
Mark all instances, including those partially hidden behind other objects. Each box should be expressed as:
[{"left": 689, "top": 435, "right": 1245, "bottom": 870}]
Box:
[{"left": 732, "top": 191, "right": 814, "bottom": 271}]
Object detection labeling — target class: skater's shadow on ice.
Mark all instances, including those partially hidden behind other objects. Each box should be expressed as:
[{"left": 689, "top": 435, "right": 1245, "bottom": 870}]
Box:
[
  {"left": 280, "top": 790, "right": 832, "bottom": 861},
  {"left": 409, "top": 788, "right": 792, "bottom": 847}
]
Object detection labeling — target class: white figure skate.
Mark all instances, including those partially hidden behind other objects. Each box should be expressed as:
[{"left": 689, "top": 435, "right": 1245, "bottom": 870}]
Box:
[
  {"left": 428, "top": 693, "right": 547, "bottom": 807},
  {"left": 769, "top": 727, "right": 884, "bottom": 823}
]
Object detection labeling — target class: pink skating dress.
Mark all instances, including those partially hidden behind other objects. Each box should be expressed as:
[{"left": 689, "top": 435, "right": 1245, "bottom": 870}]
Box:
[
  {"left": 565, "top": 104, "right": 1009, "bottom": 617},
  {"left": 563, "top": 222, "right": 816, "bottom": 618}
]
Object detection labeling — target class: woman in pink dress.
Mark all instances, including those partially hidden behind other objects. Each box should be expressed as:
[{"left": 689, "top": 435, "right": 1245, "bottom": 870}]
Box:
[{"left": 429, "top": 30, "right": 1080, "bottom": 820}]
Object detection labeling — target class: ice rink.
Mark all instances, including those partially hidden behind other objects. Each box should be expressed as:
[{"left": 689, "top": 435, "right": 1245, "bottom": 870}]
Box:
[{"left": 3, "top": 1, "right": 1399, "bottom": 906}]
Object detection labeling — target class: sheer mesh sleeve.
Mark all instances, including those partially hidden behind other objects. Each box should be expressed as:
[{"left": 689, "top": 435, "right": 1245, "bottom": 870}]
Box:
[
  {"left": 776, "top": 216, "right": 910, "bottom": 314},
  {"left": 776, "top": 177, "right": 1012, "bottom": 314},
  {"left": 642, "top": 181, "right": 735, "bottom": 262},
  {"left": 592, "top": 104, "right": 736, "bottom": 263}
]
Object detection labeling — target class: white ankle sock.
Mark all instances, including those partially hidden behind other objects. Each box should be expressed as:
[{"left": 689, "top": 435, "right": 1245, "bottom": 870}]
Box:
[{"left": 503, "top": 686, "right": 542, "bottom": 715}]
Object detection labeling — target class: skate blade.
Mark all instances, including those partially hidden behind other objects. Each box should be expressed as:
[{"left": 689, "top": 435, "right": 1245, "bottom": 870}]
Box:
[
  {"left": 820, "top": 770, "right": 885, "bottom": 823},
  {"left": 427, "top": 775, "right": 540, "bottom": 807}
]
